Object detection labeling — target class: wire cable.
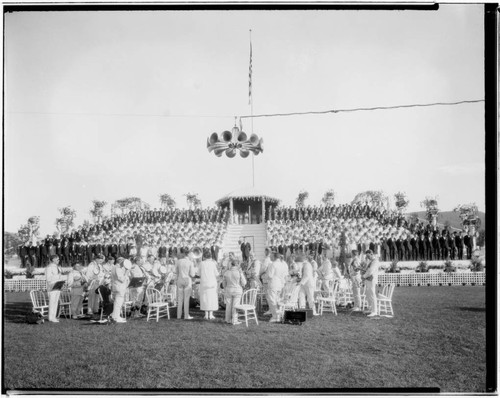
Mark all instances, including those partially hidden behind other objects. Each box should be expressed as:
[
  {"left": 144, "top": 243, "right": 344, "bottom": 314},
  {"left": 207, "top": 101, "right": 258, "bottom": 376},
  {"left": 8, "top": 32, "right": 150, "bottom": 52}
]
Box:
[{"left": 239, "top": 99, "right": 485, "bottom": 119}]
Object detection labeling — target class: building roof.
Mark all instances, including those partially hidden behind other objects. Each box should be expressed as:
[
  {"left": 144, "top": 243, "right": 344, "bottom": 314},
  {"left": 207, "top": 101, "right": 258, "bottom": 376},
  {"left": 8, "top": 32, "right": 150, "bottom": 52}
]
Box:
[{"left": 216, "top": 187, "right": 281, "bottom": 205}]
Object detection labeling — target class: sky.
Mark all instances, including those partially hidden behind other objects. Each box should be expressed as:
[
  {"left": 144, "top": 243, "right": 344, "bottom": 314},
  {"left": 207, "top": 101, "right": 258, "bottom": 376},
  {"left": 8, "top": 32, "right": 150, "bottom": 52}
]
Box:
[{"left": 4, "top": 5, "right": 486, "bottom": 236}]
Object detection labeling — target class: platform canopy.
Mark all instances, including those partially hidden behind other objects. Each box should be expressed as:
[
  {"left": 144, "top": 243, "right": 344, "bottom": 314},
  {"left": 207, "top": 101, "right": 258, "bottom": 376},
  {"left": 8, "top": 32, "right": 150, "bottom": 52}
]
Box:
[{"left": 215, "top": 187, "right": 281, "bottom": 206}]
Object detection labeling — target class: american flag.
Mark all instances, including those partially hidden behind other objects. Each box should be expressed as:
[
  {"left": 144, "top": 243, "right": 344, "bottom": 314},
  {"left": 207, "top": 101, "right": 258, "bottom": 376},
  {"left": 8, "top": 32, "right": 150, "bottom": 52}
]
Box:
[{"left": 248, "top": 40, "right": 252, "bottom": 105}]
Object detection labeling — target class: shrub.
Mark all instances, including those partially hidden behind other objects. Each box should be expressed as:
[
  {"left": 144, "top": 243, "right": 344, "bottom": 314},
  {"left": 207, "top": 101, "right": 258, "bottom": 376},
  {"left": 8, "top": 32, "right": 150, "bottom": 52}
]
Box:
[
  {"left": 387, "top": 260, "right": 400, "bottom": 273},
  {"left": 443, "top": 259, "right": 456, "bottom": 273},
  {"left": 416, "top": 261, "right": 429, "bottom": 272},
  {"left": 4, "top": 270, "right": 13, "bottom": 279}
]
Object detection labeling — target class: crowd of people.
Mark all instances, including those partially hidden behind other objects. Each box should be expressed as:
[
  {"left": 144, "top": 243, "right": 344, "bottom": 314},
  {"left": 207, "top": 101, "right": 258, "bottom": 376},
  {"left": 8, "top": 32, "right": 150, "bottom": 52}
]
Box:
[
  {"left": 267, "top": 214, "right": 475, "bottom": 262},
  {"left": 18, "top": 220, "right": 226, "bottom": 269},
  {"left": 45, "top": 240, "right": 383, "bottom": 324}
]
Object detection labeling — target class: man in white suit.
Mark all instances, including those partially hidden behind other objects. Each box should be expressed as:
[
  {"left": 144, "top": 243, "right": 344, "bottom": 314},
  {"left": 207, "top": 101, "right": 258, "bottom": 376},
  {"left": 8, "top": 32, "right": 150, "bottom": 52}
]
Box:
[
  {"left": 85, "top": 254, "right": 105, "bottom": 315},
  {"left": 362, "top": 250, "right": 379, "bottom": 317},
  {"left": 266, "top": 252, "right": 289, "bottom": 323},
  {"left": 45, "top": 255, "right": 63, "bottom": 323},
  {"left": 111, "top": 258, "right": 130, "bottom": 323},
  {"left": 297, "top": 253, "right": 318, "bottom": 315}
]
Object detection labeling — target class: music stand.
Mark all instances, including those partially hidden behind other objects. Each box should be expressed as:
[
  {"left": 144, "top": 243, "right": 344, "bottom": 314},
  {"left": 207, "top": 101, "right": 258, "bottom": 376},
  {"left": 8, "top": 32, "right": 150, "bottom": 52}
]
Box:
[
  {"left": 128, "top": 277, "right": 145, "bottom": 288},
  {"left": 51, "top": 281, "right": 66, "bottom": 291}
]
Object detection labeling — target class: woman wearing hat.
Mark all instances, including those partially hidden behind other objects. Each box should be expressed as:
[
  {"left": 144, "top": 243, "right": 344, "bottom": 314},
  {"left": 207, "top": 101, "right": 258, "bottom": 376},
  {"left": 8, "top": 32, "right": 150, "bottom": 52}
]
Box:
[{"left": 197, "top": 248, "right": 219, "bottom": 320}]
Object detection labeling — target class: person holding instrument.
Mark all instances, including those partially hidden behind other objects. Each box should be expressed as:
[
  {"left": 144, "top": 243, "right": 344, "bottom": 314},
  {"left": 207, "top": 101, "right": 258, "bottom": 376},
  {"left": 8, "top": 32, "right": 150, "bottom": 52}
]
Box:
[
  {"left": 67, "top": 262, "right": 87, "bottom": 319},
  {"left": 46, "top": 255, "right": 63, "bottom": 323}
]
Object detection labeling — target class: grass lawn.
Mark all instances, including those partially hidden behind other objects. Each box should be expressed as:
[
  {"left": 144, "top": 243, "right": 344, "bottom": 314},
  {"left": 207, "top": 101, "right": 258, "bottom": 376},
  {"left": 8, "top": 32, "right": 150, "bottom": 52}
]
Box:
[{"left": 3, "top": 286, "right": 486, "bottom": 392}]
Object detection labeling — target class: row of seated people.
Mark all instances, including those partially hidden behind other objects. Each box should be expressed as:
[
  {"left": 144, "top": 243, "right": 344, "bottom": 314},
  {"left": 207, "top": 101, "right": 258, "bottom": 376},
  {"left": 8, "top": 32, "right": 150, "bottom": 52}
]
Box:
[
  {"left": 267, "top": 203, "right": 407, "bottom": 227},
  {"left": 18, "top": 221, "right": 227, "bottom": 268},
  {"left": 97, "top": 207, "right": 230, "bottom": 234},
  {"left": 267, "top": 218, "right": 474, "bottom": 261}
]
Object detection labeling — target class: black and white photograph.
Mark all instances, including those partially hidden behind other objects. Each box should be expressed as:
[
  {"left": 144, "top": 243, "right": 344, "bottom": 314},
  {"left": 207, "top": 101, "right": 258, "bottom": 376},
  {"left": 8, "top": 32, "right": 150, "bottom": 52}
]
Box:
[{"left": 2, "top": 2, "right": 495, "bottom": 393}]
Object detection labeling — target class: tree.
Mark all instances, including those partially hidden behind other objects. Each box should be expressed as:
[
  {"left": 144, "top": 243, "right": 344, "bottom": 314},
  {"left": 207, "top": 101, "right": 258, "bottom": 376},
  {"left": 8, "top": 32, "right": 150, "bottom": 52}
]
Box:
[
  {"left": 17, "top": 225, "right": 31, "bottom": 244},
  {"left": 159, "top": 193, "right": 176, "bottom": 210},
  {"left": 321, "top": 189, "right": 336, "bottom": 206},
  {"left": 295, "top": 190, "right": 309, "bottom": 208},
  {"left": 352, "top": 190, "right": 389, "bottom": 209},
  {"left": 184, "top": 193, "right": 202, "bottom": 210},
  {"left": 55, "top": 206, "right": 77, "bottom": 235},
  {"left": 420, "top": 197, "right": 439, "bottom": 224},
  {"left": 453, "top": 203, "right": 481, "bottom": 229},
  {"left": 18, "top": 216, "right": 40, "bottom": 244},
  {"left": 89, "top": 200, "right": 107, "bottom": 223},
  {"left": 4, "top": 231, "right": 22, "bottom": 256},
  {"left": 394, "top": 192, "right": 409, "bottom": 214}
]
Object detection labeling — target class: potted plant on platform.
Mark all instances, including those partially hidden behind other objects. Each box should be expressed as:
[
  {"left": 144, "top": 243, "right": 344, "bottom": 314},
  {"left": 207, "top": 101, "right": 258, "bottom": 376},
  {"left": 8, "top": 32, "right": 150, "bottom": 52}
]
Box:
[
  {"left": 416, "top": 261, "right": 429, "bottom": 273},
  {"left": 387, "top": 260, "right": 400, "bottom": 273}
]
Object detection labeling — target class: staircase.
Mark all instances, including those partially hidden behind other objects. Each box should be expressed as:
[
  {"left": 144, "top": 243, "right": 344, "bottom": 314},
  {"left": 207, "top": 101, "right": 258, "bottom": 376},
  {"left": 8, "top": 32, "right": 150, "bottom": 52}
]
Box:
[{"left": 222, "top": 223, "right": 268, "bottom": 261}]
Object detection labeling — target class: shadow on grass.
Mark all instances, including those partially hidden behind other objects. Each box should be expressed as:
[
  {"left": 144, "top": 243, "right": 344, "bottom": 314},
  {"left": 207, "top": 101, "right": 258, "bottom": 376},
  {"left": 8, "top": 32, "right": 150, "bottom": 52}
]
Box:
[
  {"left": 4, "top": 301, "right": 33, "bottom": 324},
  {"left": 459, "top": 307, "right": 485, "bottom": 312}
]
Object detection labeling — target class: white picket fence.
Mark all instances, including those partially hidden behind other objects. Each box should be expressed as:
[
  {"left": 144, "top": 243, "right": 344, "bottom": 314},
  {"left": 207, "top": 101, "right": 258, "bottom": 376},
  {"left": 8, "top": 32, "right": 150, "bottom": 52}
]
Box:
[
  {"left": 4, "top": 272, "right": 486, "bottom": 292},
  {"left": 378, "top": 272, "right": 485, "bottom": 286},
  {"left": 4, "top": 278, "right": 48, "bottom": 292}
]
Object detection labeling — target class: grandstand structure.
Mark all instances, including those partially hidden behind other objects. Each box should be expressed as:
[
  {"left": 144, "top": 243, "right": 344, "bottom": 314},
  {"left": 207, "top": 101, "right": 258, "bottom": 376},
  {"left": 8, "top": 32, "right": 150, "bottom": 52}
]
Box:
[{"left": 18, "top": 187, "right": 478, "bottom": 269}]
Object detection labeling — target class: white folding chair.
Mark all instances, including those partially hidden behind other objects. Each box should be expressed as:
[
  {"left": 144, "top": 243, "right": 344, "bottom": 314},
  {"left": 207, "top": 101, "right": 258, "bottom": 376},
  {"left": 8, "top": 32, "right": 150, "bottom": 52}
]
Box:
[
  {"left": 317, "top": 280, "right": 339, "bottom": 315},
  {"left": 336, "top": 278, "right": 352, "bottom": 307},
  {"left": 276, "top": 283, "right": 301, "bottom": 320},
  {"left": 235, "top": 288, "right": 259, "bottom": 327},
  {"left": 377, "top": 283, "right": 395, "bottom": 317},
  {"left": 121, "top": 288, "right": 134, "bottom": 319},
  {"left": 30, "top": 290, "right": 49, "bottom": 318},
  {"left": 58, "top": 289, "right": 72, "bottom": 319},
  {"left": 146, "top": 288, "right": 170, "bottom": 322}
]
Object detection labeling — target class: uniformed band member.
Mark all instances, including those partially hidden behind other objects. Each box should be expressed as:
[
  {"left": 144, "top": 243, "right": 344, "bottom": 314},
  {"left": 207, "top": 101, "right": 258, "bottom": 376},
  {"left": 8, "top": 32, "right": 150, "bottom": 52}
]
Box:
[{"left": 361, "top": 250, "right": 379, "bottom": 317}]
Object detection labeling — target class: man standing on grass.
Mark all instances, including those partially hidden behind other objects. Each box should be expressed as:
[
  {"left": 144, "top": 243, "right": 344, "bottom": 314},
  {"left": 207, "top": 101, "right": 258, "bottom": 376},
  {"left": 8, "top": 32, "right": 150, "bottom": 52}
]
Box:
[
  {"left": 362, "top": 250, "right": 379, "bottom": 317},
  {"left": 297, "top": 252, "right": 318, "bottom": 316},
  {"left": 266, "top": 252, "right": 289, "bottom": 323},
  {"left": 45, "top": 255, "right": 63, "bottom": 323}
]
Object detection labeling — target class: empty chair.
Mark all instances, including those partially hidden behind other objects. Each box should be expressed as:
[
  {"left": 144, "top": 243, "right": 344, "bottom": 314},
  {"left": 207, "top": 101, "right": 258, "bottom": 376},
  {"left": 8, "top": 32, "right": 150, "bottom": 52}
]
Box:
[
  {"left": 377, "top": 283, "right": 395, "bottom": 317},
  {"left": 58, "top": 289, "right": 72, "bottom": 319},
  {"left": 359, "top": 283, "right": 368, "bottom": 311},
  {"left": 121, "top": 288, "right": 134, "bottom": 319},
  {"left": 145, "top": 288, "right": 170, "bottom": 322},
  {"left": 317, "top": 280, "right": 339, "bottom": 316},
  {"left": 30, "top": 290, "right": 49, "bottom": 318},
  {"left": 336, "top": 278, "right": 353, "bottom": 307},
  {"left": 276, "top": 283, "right": 301, "bottom": 320},
  {"left": 235, "top": 288, "right": 259, "bottom": 327}
]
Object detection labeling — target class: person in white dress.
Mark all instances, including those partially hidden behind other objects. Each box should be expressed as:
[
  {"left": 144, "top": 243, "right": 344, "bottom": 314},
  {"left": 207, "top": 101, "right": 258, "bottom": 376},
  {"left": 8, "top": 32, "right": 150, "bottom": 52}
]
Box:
[
  {"left": 198, "top": 249, "right": 219, "bottom": 320},
  {"left": 111, "top": 258, "right": 131, "bottom": 323}
]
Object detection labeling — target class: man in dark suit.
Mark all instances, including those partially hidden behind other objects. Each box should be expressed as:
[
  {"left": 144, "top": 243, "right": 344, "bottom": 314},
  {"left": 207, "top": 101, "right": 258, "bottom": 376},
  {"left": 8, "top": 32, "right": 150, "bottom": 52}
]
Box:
[
  {"left": 447, "top": 233, "right": 456, "bottom": 260},
  {"left": 464, "top": 232, "right": 473, "bottom": 259},
  {"left": 410, "top": 235, "right": 418, "bottom": 261},
  {"left": 455, "top": 232, "right": 464, "bottom": 260},
  {"left": 431, "top": 233, "right": 441, "bottom": 260},
  {"left": 387, "top": 234, "right": 397, "bottom": 261},
  {"left": 395, "top": 236, "right": 403, "bottom": 261},
  {"left": 439, "top": 233, "right": 448, "bottom": 260}
]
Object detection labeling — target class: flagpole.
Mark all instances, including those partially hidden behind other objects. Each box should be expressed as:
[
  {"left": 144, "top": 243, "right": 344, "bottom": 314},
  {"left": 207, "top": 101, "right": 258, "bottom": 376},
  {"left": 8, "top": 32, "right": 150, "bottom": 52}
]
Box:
[{"left": 249, "top": 29, "right": 255, "bottom": 188}]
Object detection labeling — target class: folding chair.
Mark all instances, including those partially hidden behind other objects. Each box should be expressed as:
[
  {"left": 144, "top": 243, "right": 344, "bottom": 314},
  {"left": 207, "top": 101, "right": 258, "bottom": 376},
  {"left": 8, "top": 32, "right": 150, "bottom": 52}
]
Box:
[
  {"left": 58, "top": 289, "right": 72, "bottom": 319},
  {"left": 30, "top": 290, "right": 49, "bottom": 318},
  {"left": 377, "top": 283, "right": 395, "bottom": 317},
  {"left": 235, "top": 288, "right": 259, "bottom": 327},
  {"left": 277, "top": 284, "right": 301, "bottom": 320},
  {"left": 146, "top": 288, "right": 170, "bottom": 322},
  {"left": 317, "top": 280, "right": 339, "bottom": 315}
]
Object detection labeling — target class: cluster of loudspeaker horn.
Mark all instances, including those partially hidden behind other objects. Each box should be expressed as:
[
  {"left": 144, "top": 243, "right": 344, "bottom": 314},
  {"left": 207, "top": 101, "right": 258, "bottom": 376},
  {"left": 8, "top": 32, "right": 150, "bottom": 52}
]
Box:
[{"left": 206, "top": 126, "right": 264, "bottom": 158}]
